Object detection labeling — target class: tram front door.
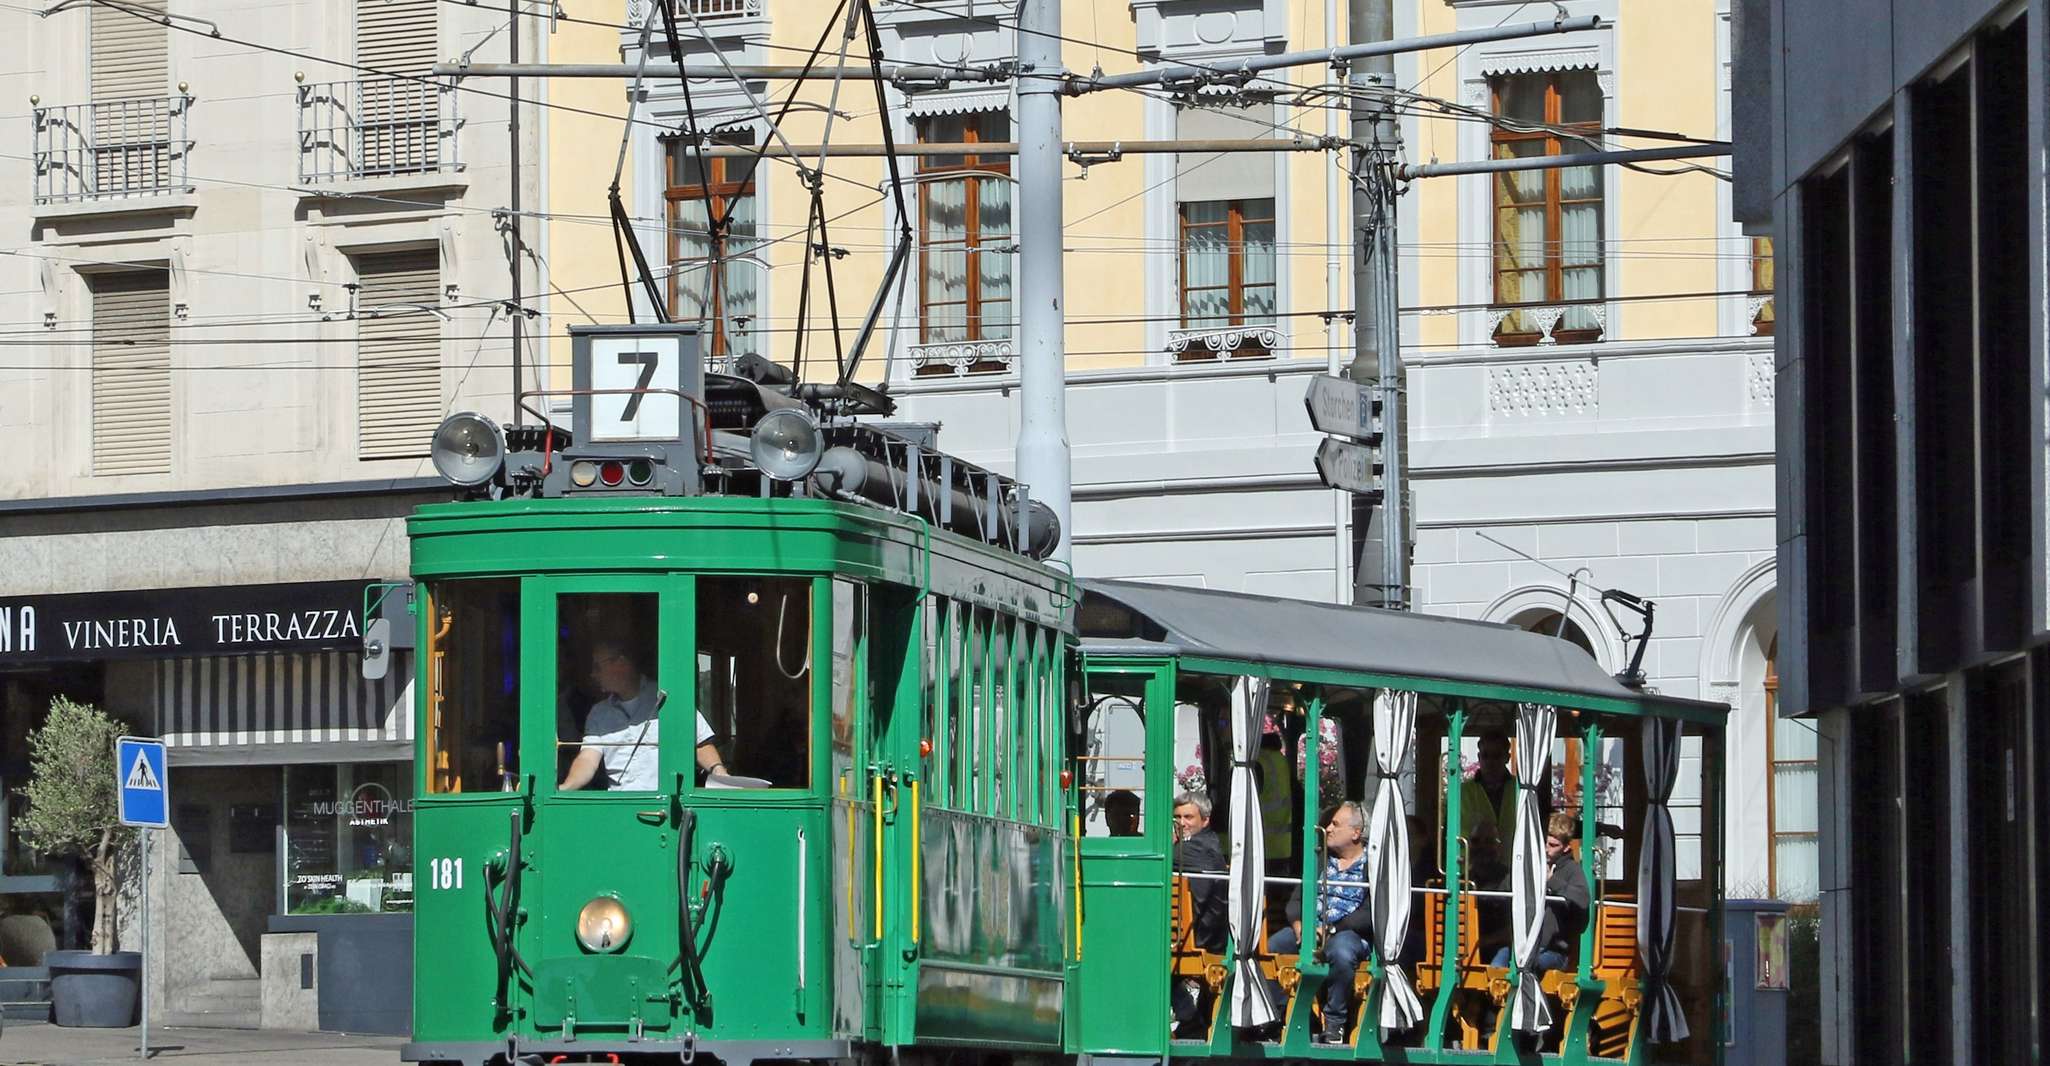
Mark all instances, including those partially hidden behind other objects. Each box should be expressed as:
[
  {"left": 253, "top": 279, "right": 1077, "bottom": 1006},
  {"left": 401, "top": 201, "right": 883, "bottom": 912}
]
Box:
[{"left": 527, "top": 579, "right": 690, "bottom": 1040}]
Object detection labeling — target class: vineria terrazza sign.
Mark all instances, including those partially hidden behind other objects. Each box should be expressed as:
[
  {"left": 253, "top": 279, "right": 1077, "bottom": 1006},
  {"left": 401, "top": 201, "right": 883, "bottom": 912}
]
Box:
[{"left": 0, "top": 580, "right": 375, "bottom": 663}]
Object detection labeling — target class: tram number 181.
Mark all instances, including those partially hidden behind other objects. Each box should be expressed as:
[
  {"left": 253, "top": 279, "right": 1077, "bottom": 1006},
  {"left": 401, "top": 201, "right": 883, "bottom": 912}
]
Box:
[{"left": 427, "top": 857, "right": 464, "bottom": 891}]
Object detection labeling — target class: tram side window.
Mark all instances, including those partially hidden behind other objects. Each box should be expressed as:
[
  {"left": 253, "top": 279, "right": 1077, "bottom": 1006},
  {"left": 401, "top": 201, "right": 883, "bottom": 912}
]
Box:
[
  {"left": 556, "top": 593, "right": 665, "bottom": 793},
  {"left": 830, "top": 580, "right": 864, "bottom": 780},
  {"left": 991, "top": 619, "right": 1010, "bottom": 815},
  {"left": 1081, "top": 673, "right": 1147, "bottom": 837},
  {"left": 698, "top": 577, "right": 814, "bottom": 789},
  {"left": 425, "top": 579, "right": 522, "bottom": 795}
]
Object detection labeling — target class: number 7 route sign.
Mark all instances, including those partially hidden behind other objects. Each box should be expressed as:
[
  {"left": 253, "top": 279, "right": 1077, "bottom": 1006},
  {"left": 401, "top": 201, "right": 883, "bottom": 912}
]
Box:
[{"left": 117, "top": 737, "right": 169, "bottom": 829}]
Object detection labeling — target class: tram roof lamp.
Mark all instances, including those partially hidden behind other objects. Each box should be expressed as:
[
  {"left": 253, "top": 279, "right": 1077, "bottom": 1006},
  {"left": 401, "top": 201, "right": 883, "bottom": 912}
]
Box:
[
  {"left": 430, "top": 412, "right": 507, "bottom": 487},
  {"left": 750, "top": 407, "right": 824, "bottom": 481}
]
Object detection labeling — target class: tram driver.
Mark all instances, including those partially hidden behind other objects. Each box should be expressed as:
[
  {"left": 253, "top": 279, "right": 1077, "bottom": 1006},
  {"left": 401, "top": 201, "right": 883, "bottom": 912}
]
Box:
[{"left": 559, "top": 639, "right": 730, "bottom": 791}]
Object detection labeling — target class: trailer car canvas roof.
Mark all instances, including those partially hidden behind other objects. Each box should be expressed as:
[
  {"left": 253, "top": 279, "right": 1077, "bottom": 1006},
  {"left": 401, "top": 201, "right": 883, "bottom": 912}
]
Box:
[{"left": 1078, "top": 578, "right": 1723, "bottom": 717}]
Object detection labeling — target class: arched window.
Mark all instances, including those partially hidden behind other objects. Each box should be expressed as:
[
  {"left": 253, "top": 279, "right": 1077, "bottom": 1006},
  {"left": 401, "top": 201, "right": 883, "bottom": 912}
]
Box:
[{"left": 1516, "top": 609, "right": 1597, "bottom": 660}]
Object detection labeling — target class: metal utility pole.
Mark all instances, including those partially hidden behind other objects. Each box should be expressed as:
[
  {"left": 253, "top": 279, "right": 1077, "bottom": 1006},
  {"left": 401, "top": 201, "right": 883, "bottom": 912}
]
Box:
[
  {"left": 1015, "top": 0, "right": 1073, "bottom": 563},
  {"left": 509, "top": 3, "right": 524, "bottom": 426},
  {"left": 1349, "top": 0, "right": 1406, "bottom": 610}
]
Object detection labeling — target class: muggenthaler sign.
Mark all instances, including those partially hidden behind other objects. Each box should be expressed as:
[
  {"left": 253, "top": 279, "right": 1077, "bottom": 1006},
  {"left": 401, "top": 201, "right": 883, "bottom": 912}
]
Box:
[{"left": 0, "top": 580, "right": 376, "bottom": 662}]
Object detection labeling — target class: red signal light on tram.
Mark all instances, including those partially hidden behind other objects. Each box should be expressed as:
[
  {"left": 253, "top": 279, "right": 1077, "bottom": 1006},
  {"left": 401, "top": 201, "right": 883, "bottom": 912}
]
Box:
[
  {"left": 598, "top": 461, "right": 625, "bottom": 487},
  {"left": 1059, "top": 770, "right": 1073, "bottom": 789},
  {"left": 919, "top": 739, "right": 933, "bottom": 758}
]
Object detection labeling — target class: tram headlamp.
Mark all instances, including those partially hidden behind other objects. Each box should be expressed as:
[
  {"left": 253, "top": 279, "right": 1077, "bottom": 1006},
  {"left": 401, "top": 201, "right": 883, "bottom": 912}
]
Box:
[
  {"left": 429, "top": 412, "right": 506, "bottom": 488},
  {"left": 749, "top": 408, "right": 824, "bottom": 481},
  {"left": 575, "top": 895, "right": 632, "bottom": 953}
]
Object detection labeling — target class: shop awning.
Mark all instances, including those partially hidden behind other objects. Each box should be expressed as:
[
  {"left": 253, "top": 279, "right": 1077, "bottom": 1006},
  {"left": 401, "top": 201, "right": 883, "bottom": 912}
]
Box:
[{"left": 154, "top": 651, "right": 413, "bottom": 765}]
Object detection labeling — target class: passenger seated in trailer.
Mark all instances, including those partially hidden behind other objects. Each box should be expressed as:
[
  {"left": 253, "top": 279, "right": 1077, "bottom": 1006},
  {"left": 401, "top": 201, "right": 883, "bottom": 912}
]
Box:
[
  {"left": 1104, "top": 789, "right": 1143, "bottom": 837},
  {"left": 1268, "top": 802, "right": 1374, "bottom": 1045},
  {"left": 1489, "top": 811, "right": 1589, "bottom": 974},
  {"left": 1468, "top": 820, "right": 1513, "bottom": 965},
  {"left": 1171, "top": 791, "right": 1229, "bottom": 1033},
  {"left": 558, "top": 639, "right": 729, "bottom": 791}
]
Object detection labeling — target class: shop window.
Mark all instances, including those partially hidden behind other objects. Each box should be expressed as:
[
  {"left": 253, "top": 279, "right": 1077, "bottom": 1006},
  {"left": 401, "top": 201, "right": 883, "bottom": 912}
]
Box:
[
  {"left": 555, "top": 593, "right": 664, "bottom": 793},
  {"left": 697, "top": 577, "right": 813, "bottom": 789},
  {"left": 1750, "top": 237, "right": 1775, "bottom": 335},
  {"left": 285, "top": 762, "right": 414, "bottom": 914},
  {"left": 1081, "top": 672, "right": 1147, "bottom": 837},
  {"left": 423, "top": 579, "right": 521, "bottom": 794}
]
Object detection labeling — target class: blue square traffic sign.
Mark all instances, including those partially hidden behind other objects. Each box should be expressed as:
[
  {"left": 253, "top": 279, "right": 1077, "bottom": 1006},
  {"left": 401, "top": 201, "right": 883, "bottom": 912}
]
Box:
[{"left": 116, "top": 737, "right": 168, "bottom": 829}]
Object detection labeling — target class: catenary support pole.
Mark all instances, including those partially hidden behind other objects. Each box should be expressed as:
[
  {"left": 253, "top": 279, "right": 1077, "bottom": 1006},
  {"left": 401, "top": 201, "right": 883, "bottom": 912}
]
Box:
[
  {"left": 509, "top": 2, "right": 523, "bottom": 427},
  {"left": 1015, "top": 0, "right": 1072, "bottom": 563},
  {"left": 1349, "top": 0, "right": 1407, "bottom": 610}
]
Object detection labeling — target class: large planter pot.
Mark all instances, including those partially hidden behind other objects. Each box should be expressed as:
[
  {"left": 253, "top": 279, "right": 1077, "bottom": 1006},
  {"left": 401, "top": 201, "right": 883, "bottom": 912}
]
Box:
[{"left": 47, "top": 950, "right": 140, "bottom": 1027}]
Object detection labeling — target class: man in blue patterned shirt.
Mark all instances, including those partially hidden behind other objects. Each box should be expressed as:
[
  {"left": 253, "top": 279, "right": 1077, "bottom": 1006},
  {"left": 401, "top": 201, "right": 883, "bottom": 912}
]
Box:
[{"left": 1268, "top": 801, "right": 1373, "bottom": 1044}]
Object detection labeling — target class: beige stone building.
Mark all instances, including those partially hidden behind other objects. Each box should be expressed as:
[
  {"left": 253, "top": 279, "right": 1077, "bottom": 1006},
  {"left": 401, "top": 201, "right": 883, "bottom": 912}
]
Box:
[{"left": 0, "top": 0, "right": 535, "bottom": 1034}]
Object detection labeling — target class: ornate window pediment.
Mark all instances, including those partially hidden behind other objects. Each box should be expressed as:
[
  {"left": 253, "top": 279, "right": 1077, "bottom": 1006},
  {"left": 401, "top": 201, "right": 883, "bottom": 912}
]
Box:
[{"left": 1131, "top": 0, "right": 1291, "bottom": 64}]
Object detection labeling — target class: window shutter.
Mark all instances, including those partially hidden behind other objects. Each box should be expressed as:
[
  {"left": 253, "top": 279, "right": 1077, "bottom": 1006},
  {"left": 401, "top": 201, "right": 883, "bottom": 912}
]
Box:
[
  {"left": 355, "top": 249, "right": 442, "bottom": 460},
  {"left": 1176, "top": 103, "right": 1276, "bottom": 203},
  {"left": 90, "top": 0, "right": 167, "bottom": 102},
  {"left": 91, "top": 272, "right": 172, "bottom": 476},
  {"left": 355, "top": 0, "right": 437, "bottom": 75}
]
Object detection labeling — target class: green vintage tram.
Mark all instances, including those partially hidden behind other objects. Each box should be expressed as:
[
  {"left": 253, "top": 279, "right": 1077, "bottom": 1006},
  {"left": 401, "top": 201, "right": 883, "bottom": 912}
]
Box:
[{"left": 399, "top": 327, "right": 1725, "bottom": 1066}]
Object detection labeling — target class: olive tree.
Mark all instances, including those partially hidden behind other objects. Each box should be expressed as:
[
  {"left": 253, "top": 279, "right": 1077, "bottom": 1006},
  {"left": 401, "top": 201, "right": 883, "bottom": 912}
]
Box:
[{"left": 17, "top": 698, "right": 135, "bottom": 954}]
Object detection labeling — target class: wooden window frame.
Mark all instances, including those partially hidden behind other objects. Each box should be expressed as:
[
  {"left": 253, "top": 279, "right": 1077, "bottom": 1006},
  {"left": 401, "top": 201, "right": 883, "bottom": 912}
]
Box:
[
  {"left": 1176, "top": 197, "right": 1276, "bottom": 348},
  {"left": 1762, "top": 641, "right": 1816, "bottom": 899},
  {"left": 1490, "top": 71, "right": 1604, "bottom": 346},
  {"left": 664, "top": 148, "right": 757, "bottom": 360},
  {"left": 1751, "top": 235, "right": 1776, "bottom": 336},
  {"left": 916, "top": 113, "right": 1012, "bottom": 374}
]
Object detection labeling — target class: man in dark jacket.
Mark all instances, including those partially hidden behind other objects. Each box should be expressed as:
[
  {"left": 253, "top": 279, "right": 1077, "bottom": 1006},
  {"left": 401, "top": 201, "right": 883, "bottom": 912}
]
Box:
[
  {"left": 1490, "top": 811, "right": 1591, "bottom": 973},
  {"left": 1268, "top": 802, "right": 1374, "bottom": 1043},
  {"left": 1172, "top": 792, "right": 1229, "bottom": 951}
]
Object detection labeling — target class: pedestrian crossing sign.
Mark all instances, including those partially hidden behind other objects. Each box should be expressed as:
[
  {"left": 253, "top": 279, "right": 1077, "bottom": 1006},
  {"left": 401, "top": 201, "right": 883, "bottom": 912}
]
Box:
[{"left": 116, "top": 737, "right": 169, "bottom": 828}]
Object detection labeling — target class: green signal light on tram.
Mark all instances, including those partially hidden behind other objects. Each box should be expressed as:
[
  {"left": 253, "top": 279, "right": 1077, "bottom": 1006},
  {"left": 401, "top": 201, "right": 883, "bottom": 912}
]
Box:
[{"left": 627, "top": 459, "right": 654, "bottom": 487}]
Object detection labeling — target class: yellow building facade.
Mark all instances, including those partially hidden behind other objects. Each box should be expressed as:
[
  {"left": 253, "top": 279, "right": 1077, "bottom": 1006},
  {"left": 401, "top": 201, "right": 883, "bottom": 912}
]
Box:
[{"left": 528, "top": 0, "right": 1794, "bottom": 902}]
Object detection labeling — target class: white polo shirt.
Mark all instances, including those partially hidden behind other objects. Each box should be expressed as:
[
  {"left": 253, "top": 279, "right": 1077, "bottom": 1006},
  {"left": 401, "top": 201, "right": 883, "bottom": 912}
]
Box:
[{"left": 582, "top": 677, "right": 716, "bottom": 791}]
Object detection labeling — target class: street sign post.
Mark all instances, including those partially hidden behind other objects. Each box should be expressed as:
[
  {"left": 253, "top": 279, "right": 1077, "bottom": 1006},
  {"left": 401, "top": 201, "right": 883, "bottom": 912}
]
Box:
[
  {"left": 1314, "top": 437, "right": 1383, "bottom": 498},
  {"left": 1304, "top": 373, "right": 1381, "bottom": 442},
  {"left": 116, "top": 737, "right": 166, "bottom": 1059}
]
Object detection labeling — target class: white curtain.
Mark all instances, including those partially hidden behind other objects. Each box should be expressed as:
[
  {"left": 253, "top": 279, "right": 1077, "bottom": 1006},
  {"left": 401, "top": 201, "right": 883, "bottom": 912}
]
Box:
[
  {"left": 1182, "top": 201, "right": 1230, "bottom": 328},
  {"left": 1367, "top": 690, "right": 1423, "bottom": 1033},
  {"left": 1559, "top": 162, "right": 1603, "bottom": 333},
  {"left": 1638, "top": 717, "right": 1690, "bottom": 1043},
  {"left": 922, "top": 178, "right": 968, "bottom": 341},
  {"left": 1227, "top": 675, "right": 1279, "bottom": 1028},
  {"left": 1771, "top": 717, "right": 1819, "bottom": 901},
  {"left": 1509, "top": 702, "right": 1558, "bottom": 1032},
  {"left": 976, "top": 178, "right": 1013, "bottom": 338}
]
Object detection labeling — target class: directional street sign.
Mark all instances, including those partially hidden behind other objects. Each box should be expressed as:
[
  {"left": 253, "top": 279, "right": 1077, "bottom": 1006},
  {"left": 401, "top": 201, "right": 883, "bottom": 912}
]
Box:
[
  {"left": 1314, "top": 437, "right": 1383, "bottom": 498},
  {"left": 116, "top": 736, "right": 169, "bottom": 829},
  {"left": 1304, "top": 373, "right": 1381, "bottom": 442}
]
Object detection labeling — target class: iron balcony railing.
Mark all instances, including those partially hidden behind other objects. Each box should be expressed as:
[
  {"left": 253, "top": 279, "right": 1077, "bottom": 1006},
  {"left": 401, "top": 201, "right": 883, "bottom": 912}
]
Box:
[
  {"left": 297, "top": 76, "right": 459, "bottom": 184},
  {"left": 32, "top": 95, "right": 193, "bottom": 205}
]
